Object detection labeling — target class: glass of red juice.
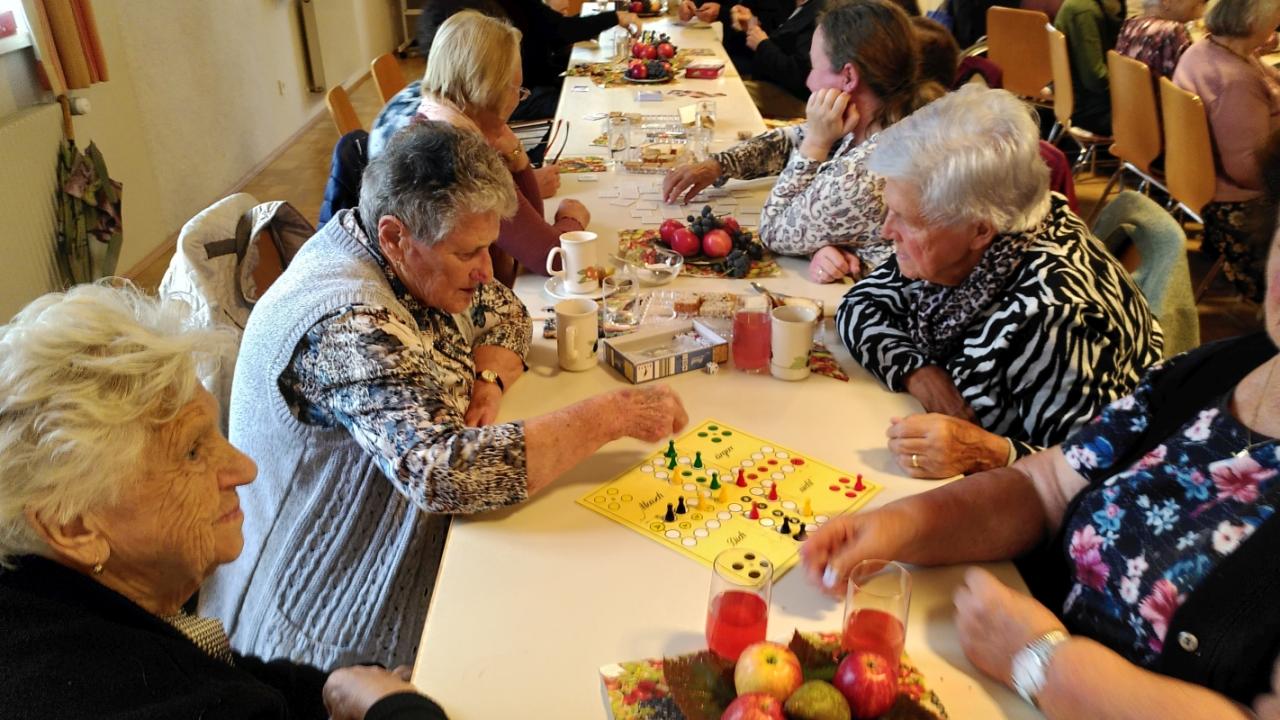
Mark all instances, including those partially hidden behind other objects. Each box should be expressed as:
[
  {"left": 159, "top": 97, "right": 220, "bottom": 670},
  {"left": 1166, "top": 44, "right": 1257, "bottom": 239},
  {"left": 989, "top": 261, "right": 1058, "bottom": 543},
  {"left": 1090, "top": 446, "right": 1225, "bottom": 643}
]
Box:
[
  {"left": 732, "top": 296, "right": 771, "bottom": 373},
  {"left": 842, "top": 560, "right": 911, "bottom": 670},
  {"left": 706, "top": 548, "right": 772, "bottom": 661}
]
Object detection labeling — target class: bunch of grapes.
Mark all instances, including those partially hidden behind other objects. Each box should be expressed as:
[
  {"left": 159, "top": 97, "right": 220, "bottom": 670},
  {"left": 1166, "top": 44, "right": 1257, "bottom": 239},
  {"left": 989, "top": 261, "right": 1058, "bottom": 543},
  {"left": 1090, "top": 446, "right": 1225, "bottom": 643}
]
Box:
[
  {"left": 684, "top": 205, "right": 719, "bottom": 236},
  {"left": 644, "top": 60, "right": 667, "bottom": 79}
]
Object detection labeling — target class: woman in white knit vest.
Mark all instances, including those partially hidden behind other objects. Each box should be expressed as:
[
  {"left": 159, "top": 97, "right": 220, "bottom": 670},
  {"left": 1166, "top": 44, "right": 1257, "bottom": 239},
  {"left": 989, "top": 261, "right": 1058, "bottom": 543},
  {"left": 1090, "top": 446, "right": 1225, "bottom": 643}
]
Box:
[{"left": 199, "top": 122, "right": 688, "bottom": 670}]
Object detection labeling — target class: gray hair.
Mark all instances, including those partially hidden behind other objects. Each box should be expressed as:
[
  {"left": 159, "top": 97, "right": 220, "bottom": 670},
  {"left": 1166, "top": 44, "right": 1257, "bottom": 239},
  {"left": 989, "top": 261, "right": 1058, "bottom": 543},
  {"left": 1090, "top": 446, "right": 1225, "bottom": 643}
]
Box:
[
  {"left": 1205, "top": 0, "right": 1279, "bottom": 37},
  {"left": 424, "top": 10, "right": 522, "bottom": 117},
  {"left": 358, "top": 121, "right": 518, "bottom": 245},
  {"left": 867, "top": 85, "right": 1050, "bottom": 233},
  {"left": 0, "top": 282, "right": 228, "bottom": 567}
]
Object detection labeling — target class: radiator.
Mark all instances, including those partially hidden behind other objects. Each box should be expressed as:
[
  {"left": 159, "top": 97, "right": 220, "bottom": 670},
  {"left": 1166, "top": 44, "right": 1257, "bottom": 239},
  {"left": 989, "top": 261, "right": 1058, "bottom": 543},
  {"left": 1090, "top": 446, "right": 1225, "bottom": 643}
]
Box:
[{"left": 0, "top": 103, "right": 63, "bottom": 321}]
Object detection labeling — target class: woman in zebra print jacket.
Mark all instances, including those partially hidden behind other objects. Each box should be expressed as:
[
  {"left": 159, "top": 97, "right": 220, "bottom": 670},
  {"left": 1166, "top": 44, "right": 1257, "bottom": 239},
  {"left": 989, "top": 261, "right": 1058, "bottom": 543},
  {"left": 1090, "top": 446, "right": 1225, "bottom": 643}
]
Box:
[{"left": 837, "top": 86, "right": 1164, "bottom": 479}]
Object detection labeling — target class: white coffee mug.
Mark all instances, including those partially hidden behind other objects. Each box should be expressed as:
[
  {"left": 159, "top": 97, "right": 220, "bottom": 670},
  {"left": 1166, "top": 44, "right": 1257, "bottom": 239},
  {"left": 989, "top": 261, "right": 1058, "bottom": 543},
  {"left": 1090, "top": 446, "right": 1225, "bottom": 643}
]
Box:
[
  {"left": 770, "top": 305, "right": 818, "bottom": 381},
  {"left": 547, "top": 231, "right": 601, "bottom": 295},
  {"left": 556, "top": 298, "right": 599, "bottom": 372}
]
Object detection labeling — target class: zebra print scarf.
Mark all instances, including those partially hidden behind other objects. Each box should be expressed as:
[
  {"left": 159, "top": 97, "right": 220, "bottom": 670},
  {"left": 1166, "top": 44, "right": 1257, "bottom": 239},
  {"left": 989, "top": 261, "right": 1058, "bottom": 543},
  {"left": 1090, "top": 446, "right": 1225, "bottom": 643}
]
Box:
[{"left": 906, "top": 211, "right": 1050, "bottom": 361}]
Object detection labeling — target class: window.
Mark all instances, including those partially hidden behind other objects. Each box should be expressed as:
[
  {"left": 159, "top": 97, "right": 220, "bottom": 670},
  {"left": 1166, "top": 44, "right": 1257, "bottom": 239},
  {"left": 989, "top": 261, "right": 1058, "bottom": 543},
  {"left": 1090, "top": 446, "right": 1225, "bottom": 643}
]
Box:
[{"left": 0, "top": 0, "right": 32, "bottom": 56}]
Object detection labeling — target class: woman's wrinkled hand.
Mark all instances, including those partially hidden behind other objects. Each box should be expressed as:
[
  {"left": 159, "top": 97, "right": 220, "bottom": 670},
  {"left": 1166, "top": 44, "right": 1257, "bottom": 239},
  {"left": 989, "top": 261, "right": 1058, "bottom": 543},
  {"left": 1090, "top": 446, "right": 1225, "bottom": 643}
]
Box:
[
  {"left": 609, "top": 385, "right": 689, "bottom": 442},
  {"left": 534, "top": 163, "right": 561, "bottom": 198},
  {"left": 323, "top": 665, "right": 421, "bottom": 720},
  {"left": 886, "top": 413, "right": 1009, "bottom": 478},
  {"left": 808, "top": 246, "right": 861, "bottom": 283},
  {"left": 663, "top": 159, "right": 722, "bottom": 204},
  {"left": 464, "top": 380, "right": 503, "bottom": 427},
  {"left": 696, "top": 2, "right": 721, "bottom": 22},
  {"left": 799, "top": 508, "right": 913, "bottom": 597},
  {"left": 954, "top": 567, "right": 1067, "bottom": 686},
  {"left": 555, "top": 198, "right": 591, "bottom": 229}
]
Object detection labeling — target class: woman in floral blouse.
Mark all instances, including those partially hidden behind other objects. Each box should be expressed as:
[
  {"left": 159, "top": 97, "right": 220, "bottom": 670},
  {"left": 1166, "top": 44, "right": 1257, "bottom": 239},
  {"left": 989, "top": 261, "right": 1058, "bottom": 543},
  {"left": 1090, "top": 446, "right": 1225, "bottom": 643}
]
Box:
[
  {"left": 1115, "top": 0, "right": 1203, "bottom": 80},
  {"left": 662, "top": 0, "right": 943, "bottom": 284},
  {"left": 804, "top": 131, "right": 1280, "bottom": 718},
  {"left": 202, "top": 123, "right": 688, "bottom": 669}
]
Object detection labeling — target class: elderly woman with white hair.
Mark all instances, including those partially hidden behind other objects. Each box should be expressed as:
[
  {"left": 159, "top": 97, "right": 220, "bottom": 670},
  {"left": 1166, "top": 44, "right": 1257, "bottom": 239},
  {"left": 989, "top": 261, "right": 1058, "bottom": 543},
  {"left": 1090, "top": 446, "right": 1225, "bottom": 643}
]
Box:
[
  {"left": 0, "top": 284, "right": 446, "bottom": 719},
  {"left": 837, "top": 86, "right": 1163, "bottom": 479},
  {"left": 200, "top": 122, "right": 687, "bottom": 670}
]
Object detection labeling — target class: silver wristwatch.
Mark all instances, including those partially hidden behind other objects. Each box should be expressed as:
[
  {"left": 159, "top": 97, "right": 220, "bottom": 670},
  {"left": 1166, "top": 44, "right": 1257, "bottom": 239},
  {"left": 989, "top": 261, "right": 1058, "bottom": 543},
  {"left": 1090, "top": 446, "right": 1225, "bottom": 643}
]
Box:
[{"left": 1010, "top": 630, "right": 1069, "bottom": 707}]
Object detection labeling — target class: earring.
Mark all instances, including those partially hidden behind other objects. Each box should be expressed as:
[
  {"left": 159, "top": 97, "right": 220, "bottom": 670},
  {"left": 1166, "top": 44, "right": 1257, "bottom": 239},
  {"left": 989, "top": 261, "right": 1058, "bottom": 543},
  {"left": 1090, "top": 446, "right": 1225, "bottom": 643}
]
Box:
[{"left": 91, "top": 562, "right": 104, "bottom": 575}]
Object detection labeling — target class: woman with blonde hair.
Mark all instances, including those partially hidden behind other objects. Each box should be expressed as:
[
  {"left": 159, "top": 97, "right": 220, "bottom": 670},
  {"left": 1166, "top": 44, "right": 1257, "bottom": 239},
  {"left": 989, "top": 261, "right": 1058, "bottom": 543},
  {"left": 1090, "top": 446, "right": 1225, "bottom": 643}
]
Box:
[
  {"left": 663, "top": 0, "right": 944, "bottom": 284},
  {"left": 412, "top": 10, "right": 590, "bottom": 285}
]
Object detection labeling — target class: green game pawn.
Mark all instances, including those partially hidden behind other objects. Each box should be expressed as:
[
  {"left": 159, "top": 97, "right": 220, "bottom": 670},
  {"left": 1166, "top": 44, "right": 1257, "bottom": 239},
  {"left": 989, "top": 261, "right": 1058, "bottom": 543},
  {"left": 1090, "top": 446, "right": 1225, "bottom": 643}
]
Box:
[
  {"left": 668, "top": 455, "right": 678, "bottom": 470},
  {"left": 693, "top": 451, "right": 703, "bottom": 469},
  {"left": 665, "top": 440, "right": 677, "bottom": 459},
  {"left": 709, "top": 473, "right": 721, "bottom": 490}
]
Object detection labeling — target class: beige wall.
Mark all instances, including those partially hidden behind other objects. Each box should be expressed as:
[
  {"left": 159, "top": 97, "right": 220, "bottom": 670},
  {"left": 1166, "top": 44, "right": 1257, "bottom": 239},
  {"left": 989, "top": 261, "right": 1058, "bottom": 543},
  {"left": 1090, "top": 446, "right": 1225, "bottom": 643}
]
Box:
[{"left": 0, "top": 0, "right": 399, "bottom": 277}]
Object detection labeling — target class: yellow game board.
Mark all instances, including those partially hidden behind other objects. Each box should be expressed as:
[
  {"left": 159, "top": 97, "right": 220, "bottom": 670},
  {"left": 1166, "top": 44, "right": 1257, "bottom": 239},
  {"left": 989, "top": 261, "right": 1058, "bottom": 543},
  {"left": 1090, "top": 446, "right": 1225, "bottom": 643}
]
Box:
[{"left": 577, "top": 420, "right": 881, "bottom": 579}]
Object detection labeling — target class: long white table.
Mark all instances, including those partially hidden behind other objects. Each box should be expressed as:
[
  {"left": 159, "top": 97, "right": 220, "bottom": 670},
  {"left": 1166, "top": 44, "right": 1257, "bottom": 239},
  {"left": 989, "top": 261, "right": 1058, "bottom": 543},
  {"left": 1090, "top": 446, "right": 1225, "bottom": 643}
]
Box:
[{"left": 412, "top": 18, "right": 1040, "bottom": 720}]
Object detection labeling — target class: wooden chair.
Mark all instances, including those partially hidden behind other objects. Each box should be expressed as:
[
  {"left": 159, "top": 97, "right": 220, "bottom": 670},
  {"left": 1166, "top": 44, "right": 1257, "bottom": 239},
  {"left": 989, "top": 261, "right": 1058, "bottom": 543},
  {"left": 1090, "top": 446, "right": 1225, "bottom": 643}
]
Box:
[
  {"left": 1046, "top": 27, "right": 1112, "bottom": 174},
  {"left": 1087, "top": 51, "right": 1168, "bottom": 223},
  {"left": 1158, "top": 76, "right": 1220, "bottom": 299},
  {"left": 986, "top": 7, "right": 1053, "bottom": 104},
  {"left": 371, "top": 53, "right": 407, "bottom": 104},
  {"left": 325, "top": 85, "right": 362, "bottom": 136}
]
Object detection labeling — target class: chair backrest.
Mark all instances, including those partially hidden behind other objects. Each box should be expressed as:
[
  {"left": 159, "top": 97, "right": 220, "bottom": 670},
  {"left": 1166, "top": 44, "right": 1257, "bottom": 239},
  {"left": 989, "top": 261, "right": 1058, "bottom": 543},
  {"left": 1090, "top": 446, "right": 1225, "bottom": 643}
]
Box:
[
  {"left": 1046, "top": 26, "right": 1073, "bottom": 125},
  {"left": 371, "top": 53, "right": 407, "bottom": 105},
  {"left": 1158, "top": 76, "right": 1216, "bottom": 215},
  {"left": 326, "top": 85, "right": 362, "bottom": 136},
  {"left": 987, "top": 7, "right": 1053, "bottom": 99},
  {"left": 1107, "top": 51, "right": 1162, "bottom": 173},
  {"left": 1093, "top": 190, "right": 1200, "bottom": 356}
]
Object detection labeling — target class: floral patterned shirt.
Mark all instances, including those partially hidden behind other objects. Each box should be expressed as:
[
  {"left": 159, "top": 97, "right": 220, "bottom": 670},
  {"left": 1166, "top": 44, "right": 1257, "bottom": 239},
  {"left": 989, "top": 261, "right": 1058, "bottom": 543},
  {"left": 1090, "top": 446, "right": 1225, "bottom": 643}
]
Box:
[
  {"left": 1060, "top": 359, "right": 1279, "bottom": 666},
  {"left": 712, "top": 127, "right": 892, "bottom": 272},
  {"left": 278, "top": 213, "right": 533, "bottom": 514},
  {"left": 1115, "top": 17, "right": 1191, "bottom": 81}
]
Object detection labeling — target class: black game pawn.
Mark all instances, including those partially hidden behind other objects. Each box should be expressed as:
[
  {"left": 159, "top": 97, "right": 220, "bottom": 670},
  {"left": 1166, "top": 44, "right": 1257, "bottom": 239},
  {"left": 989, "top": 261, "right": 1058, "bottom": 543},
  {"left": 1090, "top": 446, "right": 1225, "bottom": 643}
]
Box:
[
  {"left": 676, "top": 497, "right": 687, "bottom": 514},
  {"left": 794, "top": 524, "right": 808, "bottom": 541},
  {"left": 779, "top": 518, "right": 792, "bottom": 535},
  {"left": 664, "top": 503, "right": 675, "bottom": 522}
]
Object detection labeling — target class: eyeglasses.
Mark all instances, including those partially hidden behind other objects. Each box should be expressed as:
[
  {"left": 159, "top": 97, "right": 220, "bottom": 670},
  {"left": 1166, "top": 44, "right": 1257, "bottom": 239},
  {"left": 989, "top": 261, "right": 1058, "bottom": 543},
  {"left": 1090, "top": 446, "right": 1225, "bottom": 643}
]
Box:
[{"left": 517, "top": 87, "right": 531, "bottom": 102}]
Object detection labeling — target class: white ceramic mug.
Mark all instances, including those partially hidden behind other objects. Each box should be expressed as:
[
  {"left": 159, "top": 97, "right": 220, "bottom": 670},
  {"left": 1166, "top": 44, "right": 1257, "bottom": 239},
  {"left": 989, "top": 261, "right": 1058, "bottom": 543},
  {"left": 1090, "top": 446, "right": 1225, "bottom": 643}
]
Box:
[
  {"left": 556, "top": 298, "right": 599, "bottom": 372},
  {"left": 770, "top": 304, "right": 818, "bottom": 381},
  {"left": 547, "top": 231, "right": 601, "bottom": 295}
]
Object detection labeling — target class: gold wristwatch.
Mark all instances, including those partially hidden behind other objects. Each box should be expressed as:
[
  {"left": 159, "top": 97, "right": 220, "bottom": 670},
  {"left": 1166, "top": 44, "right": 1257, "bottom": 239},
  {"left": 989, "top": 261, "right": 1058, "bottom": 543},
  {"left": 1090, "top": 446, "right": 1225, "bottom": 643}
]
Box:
[{"left": 478, "top": 369, "right": 505, "bottom": 392}]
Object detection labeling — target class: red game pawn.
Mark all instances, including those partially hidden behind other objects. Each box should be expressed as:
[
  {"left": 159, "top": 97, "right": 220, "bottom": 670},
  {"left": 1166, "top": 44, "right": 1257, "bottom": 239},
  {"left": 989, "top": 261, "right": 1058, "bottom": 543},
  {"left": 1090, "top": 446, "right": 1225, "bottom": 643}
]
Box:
[
  {"left": 854, "top": 474, "right": 865, "bottom": 491},
  {"left": 767, "top": 483, "right": 778, "bottom": 501},
  {"left": 748, "top": 504, "right": 760, "bottom": 520},
  {"left": 736, "top": 468, "right": 747, "bottom": 487}
]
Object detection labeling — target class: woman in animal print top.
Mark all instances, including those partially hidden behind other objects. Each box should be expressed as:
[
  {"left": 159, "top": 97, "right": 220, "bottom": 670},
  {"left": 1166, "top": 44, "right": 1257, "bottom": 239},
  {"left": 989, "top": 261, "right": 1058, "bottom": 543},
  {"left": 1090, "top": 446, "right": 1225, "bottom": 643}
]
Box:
[{"left": 837, "top": 86, "right": 1164, "bottom": 479}]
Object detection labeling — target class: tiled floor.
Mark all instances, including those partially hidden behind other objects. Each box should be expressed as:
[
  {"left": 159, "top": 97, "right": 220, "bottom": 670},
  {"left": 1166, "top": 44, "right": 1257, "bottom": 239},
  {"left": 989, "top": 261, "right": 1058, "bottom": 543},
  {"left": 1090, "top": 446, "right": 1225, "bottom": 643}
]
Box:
[{"left": 128, "top": 57, "right": 1260, "bottom": 342}]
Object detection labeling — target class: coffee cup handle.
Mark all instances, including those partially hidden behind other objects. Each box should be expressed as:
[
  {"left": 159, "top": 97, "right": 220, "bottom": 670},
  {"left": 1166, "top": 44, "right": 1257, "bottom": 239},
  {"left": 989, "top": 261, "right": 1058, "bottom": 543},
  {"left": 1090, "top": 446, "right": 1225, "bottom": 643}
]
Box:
[{"left": 547, "top": 247, "right": 565, "bottom": 277}]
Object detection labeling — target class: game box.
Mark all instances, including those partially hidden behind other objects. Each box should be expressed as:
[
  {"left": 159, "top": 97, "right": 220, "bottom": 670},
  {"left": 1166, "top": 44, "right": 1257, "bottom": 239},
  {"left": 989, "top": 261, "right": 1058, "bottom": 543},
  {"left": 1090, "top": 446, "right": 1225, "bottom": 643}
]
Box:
[{"left": 603, "top": 320, "right": 728, "bottom": 384}]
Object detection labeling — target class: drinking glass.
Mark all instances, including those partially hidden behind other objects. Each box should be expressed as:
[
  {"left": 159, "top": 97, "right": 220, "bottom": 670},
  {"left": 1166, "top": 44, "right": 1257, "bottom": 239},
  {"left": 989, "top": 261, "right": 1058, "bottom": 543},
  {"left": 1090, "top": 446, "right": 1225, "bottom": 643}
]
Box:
[
  {"left": 732, "top": 295, "right": 771, "bottom": 373},
  {"left": 706, "top": 548, "right": 773, "bottom": 661},
  {"left": 696, "top": 100, "right": 717, "bottom": 130},
  {"left": 842, "top": 560, "right": 911, "bottom": 670},
  {"left": 607, "top": 116, "right": 634, "bottom": 164},
  {"left": 602, "top": 273, "right": 641, "bottom": 330}
]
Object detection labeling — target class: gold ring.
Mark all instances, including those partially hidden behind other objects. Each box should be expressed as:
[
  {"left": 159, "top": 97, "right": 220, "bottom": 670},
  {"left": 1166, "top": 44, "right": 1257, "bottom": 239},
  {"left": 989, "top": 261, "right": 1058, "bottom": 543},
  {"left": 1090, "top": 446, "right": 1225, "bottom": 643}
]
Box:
[{"left": 911, "top": 453, "right": 920, "bottom": 468}]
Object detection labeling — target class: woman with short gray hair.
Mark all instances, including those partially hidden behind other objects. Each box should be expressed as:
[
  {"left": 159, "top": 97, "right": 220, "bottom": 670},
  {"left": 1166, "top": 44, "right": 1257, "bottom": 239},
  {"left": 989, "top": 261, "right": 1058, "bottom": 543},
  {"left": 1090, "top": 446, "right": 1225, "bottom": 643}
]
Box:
[
  {"left": 837, "top": 86, "right": 1163, "bottom": 479},
  {"left": 0, "top": 283, "right": 447, "bottom": 719},
  {"left": 1172, "top": 0, "right": 1280, "bottom": 302},
  {"left": 200, "top": 122, "right": 688, "bottom": 670}
]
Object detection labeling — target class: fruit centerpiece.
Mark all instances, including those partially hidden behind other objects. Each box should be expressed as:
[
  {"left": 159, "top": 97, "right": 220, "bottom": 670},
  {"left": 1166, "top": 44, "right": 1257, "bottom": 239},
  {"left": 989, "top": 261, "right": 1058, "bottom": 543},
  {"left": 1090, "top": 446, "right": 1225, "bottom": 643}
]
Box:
[
  {"left": 657, "top": 205, "right": 764, "bottom": 279},
  {"left": 601, "top": 633, "right": 947, "bottom": 720},
  {"left": 621, "top": 0, "right": 666, "bottom": 16},
  {"left": 626, "top": 32, "right": 678, "bottom": 81}
]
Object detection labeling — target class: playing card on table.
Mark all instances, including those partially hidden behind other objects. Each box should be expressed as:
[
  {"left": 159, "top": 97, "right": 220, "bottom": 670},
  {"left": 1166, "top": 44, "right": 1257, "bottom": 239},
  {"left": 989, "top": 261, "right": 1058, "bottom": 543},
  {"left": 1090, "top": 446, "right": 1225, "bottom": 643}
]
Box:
[
  {"left": 620, "top": 185, "right": 640, "bottom": 199},
  {"left": 636, "top": 200, "right": 658, "bottom": 210},
  {"left": 611, "top": 198, "right": 636, "bottom": 207},
  {"left": 598, "top": 187, "right": 620, "bottom": 198}
]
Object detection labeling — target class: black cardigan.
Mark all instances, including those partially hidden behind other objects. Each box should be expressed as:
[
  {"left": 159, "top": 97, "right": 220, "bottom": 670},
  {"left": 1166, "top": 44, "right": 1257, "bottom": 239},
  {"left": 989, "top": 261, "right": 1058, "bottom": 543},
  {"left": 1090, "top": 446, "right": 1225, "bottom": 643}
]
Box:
[
  {"left": 1028, "top": 333, "right": 1280, "bottom": 705},
  {"left": 0, "top": 555, "right": 445, "bottom": 719},
  {"left": 744, "top": 0, "right": 825, "bottom": 100}
]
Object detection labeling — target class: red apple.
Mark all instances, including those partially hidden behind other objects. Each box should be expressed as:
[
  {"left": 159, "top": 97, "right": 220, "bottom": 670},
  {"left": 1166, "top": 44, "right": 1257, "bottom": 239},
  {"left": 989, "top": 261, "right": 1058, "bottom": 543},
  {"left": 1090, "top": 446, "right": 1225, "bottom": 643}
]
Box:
[
  {"left": 634, "top": 43, "right": 657, "bottom": 60},
  {"left": 659, "top": 218, "right": 685, "bottom": 245},
  {"left": 702, "top": 228, "right": 733, "bottom": 258},
  {"left": 734, "top": 642, "right": 803, "bottom": 702},
  {"left": 721, "top": 216, "right": 741, "bottom": 234},
  {"left": 670, "top": 227, "right": 701, "bottom": 257},
  {"left": 630, "top": 1, "right": 644, "bottom": 12},
  {"left": 833, "top": 651, "right": 898, "bottom": 720},
  {"left": 657, "top": 42, "right": 676, "bottom": 58},
  {"left": 721, "top": 692, "right": 786, "bottom": 720}
]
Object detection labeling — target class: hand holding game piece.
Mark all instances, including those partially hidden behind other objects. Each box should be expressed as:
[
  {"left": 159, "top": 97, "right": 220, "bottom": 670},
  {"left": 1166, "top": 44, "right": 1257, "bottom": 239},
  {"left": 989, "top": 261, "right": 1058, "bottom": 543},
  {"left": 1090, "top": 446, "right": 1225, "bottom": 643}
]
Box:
[{"left": 800, "top": 508, "right": 912, "bottom": 597}]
